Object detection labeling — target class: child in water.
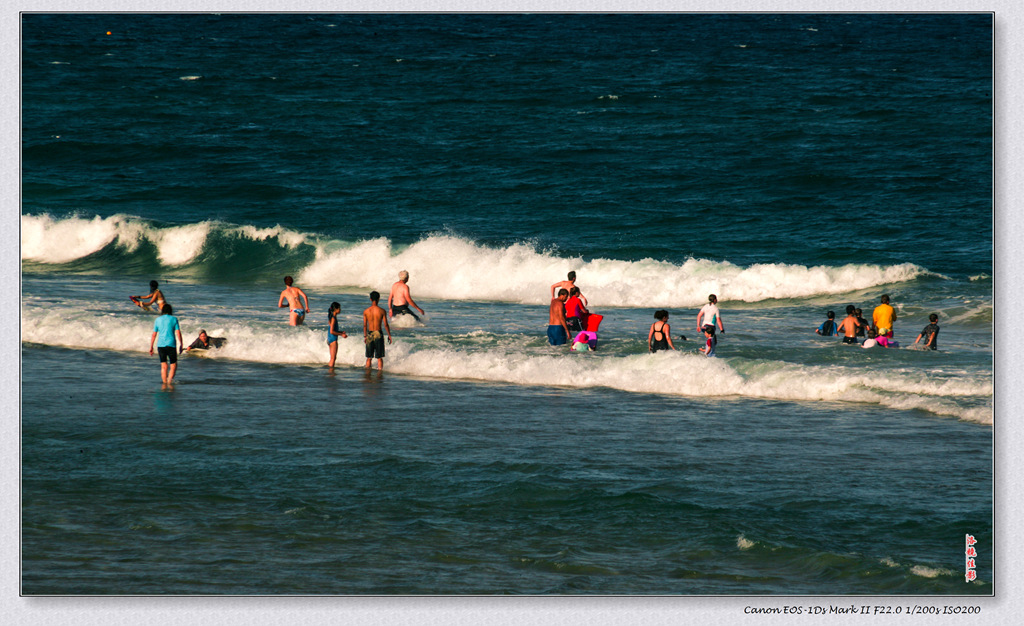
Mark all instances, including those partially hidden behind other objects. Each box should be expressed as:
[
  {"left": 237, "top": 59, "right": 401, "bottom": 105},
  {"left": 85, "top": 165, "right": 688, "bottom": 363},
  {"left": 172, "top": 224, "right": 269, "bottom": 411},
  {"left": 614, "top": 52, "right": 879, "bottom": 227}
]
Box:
[
  {"left": 699, "top": 325, "right": 717, "bottom": 357},
  {"left": 570, "top": 331, "right": 592, "bottom": 352},
  {"left": 913, "top": 313, "right": 940, "bottom": 350},
  {"left": 816, "top": 311, "right": 837, "bottom": 336}
]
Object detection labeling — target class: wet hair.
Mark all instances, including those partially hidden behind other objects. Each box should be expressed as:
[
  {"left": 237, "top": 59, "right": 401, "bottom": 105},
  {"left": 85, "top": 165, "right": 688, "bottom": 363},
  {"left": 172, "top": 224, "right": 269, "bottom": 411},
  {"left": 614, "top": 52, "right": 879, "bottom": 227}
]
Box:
[
  {"left": 399, "top": 270, "right": 409, "bottom": 281},
  {"left": 855, "top": 308, "right": 863, "bottom": 317},
  {"left": 328, "top": 302, "right": 340, "bottom": 318},
  {"left": 881, "top": 294, "right": 890, "bottom": 304},
  {"left": 150, "top": 280, "right": 158, "bottom": 290},
  {"left": 161, "top": 304, "right": 173, "bottom": 315},
  {"left": 567, "top": 271, "right": 576, "bottom": 281},
  {"left": 846, "top": 305, "right": 856, "bottom": 315},
  {"left": 284, "top": 276, "right": 293, "bottom": 286},
  {"left": 703, "top": 324, "right": 716, "bottom": 335},
  {"left": 709, "top": 294, "right": 718, "bottom": 303},
  {"left": 827, "top": 310, "right": 835, "bottom": 319},
  {"left": 557, "top": 288, "right": 569, "bottom": 297},
  {"left": 654, "top": 309, "right": 669, "bottom": 321},
  {"left": 929, "top": 313, "right": 939, "bottom": 322},
  {"left": 370, "top": 291, "right": 380, "bottom": 303}
]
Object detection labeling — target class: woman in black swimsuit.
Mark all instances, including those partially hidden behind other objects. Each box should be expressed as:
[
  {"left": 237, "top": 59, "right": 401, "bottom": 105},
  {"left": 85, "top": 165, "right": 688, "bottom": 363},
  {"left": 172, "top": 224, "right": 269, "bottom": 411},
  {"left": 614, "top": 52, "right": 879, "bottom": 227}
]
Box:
[{"left": 648, "top": 310, "right": 676, "bottom": 353}]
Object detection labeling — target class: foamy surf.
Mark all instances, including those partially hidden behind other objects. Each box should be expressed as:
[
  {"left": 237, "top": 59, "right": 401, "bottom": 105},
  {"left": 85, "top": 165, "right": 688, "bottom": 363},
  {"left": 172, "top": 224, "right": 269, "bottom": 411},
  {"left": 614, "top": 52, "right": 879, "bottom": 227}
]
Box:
[
  {"left": 23, "top": 214, "right": 932, "bottom": 307},
  {"left": 20, "top": 302, "right": 992, "bottom": 424}
]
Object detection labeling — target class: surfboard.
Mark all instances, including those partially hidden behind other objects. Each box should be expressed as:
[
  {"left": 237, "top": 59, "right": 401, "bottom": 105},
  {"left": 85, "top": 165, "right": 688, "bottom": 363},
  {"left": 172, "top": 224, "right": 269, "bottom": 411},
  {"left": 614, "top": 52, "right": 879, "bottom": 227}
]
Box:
[{"left": 130, "top": 296, "right": 154, "bottom": 312}]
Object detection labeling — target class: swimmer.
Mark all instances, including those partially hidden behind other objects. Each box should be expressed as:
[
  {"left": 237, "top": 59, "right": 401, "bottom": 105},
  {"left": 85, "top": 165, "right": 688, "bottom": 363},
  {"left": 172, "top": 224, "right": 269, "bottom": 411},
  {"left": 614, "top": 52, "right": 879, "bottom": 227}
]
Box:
[
  {"left": 872, "top": 294, "right": 897, "bottom": 339},
  {"left": 388, "top": 270, "right": 425, "bottom": 320},
  {"left": 277, "top": 276, "right": 310, "bottom": 326},
  {"left": 648, "top": 310, "right": 676, "bottom": 353},
  {"left": 696, "top": 294, "right": 725, "bottom": 335},
  {"left": 186, "top": 329, "right": 225, "bottom": 351},
  {"left": 699, "top": 324, "right": 718, "bottom": 357},
  {"left": 363, "top": 291, "right": 391, "bottom": 370},
  {"left": 327, "top": 302, "right": 349, "bottom": 368},
  {"left": 913, "top": 313, "right": 941, "bottom": 350},
  {"left": 547, "top": 289, "right": 571, "bottom": 346},
  {"left": 133, "top": 280, "right": 165, "bottom": 310},
  {"left": 551, "top": 271, "right": 587, "bottom": 307},
  {"left": 816, "top": 310, "right": 837, "bottom": 336},
  {"left": 837, "top": 305, "right": 860, "bottom": 345}
]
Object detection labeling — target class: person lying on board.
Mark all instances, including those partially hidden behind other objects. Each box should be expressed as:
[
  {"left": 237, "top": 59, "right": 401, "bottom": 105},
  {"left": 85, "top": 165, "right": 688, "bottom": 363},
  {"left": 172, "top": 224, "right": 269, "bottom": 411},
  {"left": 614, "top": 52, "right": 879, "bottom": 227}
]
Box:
[{"left": 186, "top": 329, "right": 226, "bottom": 351}]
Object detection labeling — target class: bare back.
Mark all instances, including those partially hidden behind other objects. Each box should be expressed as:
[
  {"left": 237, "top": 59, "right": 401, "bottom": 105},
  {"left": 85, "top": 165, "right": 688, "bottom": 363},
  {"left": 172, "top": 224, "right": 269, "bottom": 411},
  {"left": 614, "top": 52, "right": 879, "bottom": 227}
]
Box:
[
  {"left": 364, "top": 304, "right": 388, "bottom": 334},
  {"left": 838, "top": 315, "right": 859, "bottom": 337},
  {"left": 389, "top": 281, "right": 411, "bottom": 307},
  {"left": 279, "top": 286, "right": 307, "bottom": 310},
  {"left": 549, "top": 298, "right": 567, "bottom": 325}
]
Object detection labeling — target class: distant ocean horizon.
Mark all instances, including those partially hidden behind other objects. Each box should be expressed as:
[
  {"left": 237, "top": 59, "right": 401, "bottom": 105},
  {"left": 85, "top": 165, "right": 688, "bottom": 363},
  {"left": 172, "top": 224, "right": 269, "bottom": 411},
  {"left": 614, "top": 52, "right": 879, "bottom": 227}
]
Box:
[{"left": 19, "top": 11, "right": 993, "bottom": 608}]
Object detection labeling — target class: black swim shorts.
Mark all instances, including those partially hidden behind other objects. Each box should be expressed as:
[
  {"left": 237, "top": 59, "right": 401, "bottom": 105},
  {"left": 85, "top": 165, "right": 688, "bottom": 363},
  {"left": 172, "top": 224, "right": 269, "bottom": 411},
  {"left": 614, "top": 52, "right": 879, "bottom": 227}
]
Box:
[{"left": 157, "top": 346, "right": 178, "bottom": 364}]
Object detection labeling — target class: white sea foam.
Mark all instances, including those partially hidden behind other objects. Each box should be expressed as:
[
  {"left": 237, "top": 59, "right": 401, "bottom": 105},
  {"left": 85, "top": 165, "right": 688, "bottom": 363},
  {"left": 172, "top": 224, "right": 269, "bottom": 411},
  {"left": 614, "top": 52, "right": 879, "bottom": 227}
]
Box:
[
  {"left": 22, "top": 215, "right": 930, "bottom": 305},
  {"left": 909, "top": 565, "right": 953, "bottom": 579},
  {"left": 736, "top": 535, "right": 756, "bottom": 550},
  {"left": 21, "top": 214, "right": 315, "bottom": 267},
  {"left": 151, "top": 222, "right": 213, "bottom": 266},
  {"left": 22, "top": 214, "right": 146, "bottom": 262},
  {"left": 20, "top": 301, "right": 992, "bottom": 424},
  {"left": 299, "top": 233, "right": 929, "bottom": 307}
]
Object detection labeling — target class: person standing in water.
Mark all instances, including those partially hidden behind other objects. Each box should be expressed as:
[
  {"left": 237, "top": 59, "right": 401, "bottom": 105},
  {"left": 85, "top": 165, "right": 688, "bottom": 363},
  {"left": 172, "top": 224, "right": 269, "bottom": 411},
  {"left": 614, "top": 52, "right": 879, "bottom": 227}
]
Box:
[
  {"left": 277, "top": 276, "right": 310, "bottom": 326},
  {"left": 564, "top": 286, "right": 589, "bottom": 334},
  {"left": 699, "top": 325, "right": 718, "bottom": 357},
  {"left": 913, "top": 313, "right": 941, "bottom": 350},
  {"left": 327, "top": 302, "right": 349, "bottom": 369},
  {"left": 696, "top": 294, "right": 725, "bottom": 335},
  {"left": 547, "top": 289, "right": 571, "bottom": 346},
  {"left": 388, "top": 270, "right": 425, "bottom": 320},
  {"left": 551, "top": 271, "right": 587, "bottom": 307},
  {"left": 648, "top": 310, "right": 676, "bottom": 352},
  {"left": 363, "top": 291, "right": 392, "bottom": 370},
  {"left": 872, "top": 293, "right": 897, "bottom": 339},
  {"left": 837, "top": 305, "right": 860, "bottom": 345},
  {"left": 149, "top": 303, "right": 183, "bottom": 385}
]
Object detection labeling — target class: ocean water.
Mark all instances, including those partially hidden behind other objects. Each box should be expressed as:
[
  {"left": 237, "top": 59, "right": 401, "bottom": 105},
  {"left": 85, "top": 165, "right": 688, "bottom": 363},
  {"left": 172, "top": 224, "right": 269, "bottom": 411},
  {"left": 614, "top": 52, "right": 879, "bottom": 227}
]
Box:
[{"left": 20, "top": 13, "right": 992, "bottom": 596}]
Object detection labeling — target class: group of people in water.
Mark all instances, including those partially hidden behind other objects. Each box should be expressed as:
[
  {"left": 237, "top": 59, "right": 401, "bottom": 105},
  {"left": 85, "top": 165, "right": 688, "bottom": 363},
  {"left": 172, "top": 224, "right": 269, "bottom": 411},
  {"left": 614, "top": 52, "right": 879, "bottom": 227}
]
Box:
[
  {"left": 814, "top": 294, "right": 940, "bottom": 350},
  {"left": 138, "top": 271, "right": 427, "bottom": 383},
  {"left": 276, "top": 270, "right": 425, "bottom": 370},
  {"left": 644, "top": 294, "right": 724, "bottom": 357},
  {"left": 547, "top": 272, "right": 725, "bottom": 358},
  {"left": 140, "top": 271, "right": 943, "bottom": 385}
]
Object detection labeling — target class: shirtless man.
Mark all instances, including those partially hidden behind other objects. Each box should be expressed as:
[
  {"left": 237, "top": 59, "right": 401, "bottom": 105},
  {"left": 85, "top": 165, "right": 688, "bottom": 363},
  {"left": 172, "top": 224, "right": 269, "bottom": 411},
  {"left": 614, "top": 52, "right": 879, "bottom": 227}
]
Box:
[
  {"left": 547, "top": 289, "right": 571, "bottom": 346},
  {"left": 388, "top": 270, "right": 425, "bottom": 320},
  {"left": 277, "top": 276, "right": 310, "bottom": 326},
  {"left": 551, "top": 271, "right": 587, "bottom": 307},
  {"left": 837, "top": 305, "right": 860, "bottom": 345},
  {"left": 363, "top": 291, "right": 392, "bottom": 370}
]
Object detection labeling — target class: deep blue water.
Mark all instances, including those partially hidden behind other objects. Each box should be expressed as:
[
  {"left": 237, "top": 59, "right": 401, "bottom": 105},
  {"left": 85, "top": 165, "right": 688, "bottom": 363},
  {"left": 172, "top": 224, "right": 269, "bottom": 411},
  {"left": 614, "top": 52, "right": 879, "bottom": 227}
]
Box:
[{"left": 21, "top": 13, "right": 992, "bottom": 596}]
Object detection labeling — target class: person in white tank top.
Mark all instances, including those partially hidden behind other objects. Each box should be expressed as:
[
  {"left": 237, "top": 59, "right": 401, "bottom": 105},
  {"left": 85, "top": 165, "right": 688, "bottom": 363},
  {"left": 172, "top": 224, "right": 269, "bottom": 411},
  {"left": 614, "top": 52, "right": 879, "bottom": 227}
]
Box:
[{"left": 696, "top": 294, "right": 725, "bottom": 334}]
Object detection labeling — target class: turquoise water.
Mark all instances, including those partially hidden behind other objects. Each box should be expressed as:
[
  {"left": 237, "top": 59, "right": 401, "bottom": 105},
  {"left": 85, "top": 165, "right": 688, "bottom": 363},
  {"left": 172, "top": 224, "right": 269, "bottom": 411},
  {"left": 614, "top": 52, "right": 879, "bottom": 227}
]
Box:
[{"left": 21, "top": 14, "right": 992, "bottom": 595}]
